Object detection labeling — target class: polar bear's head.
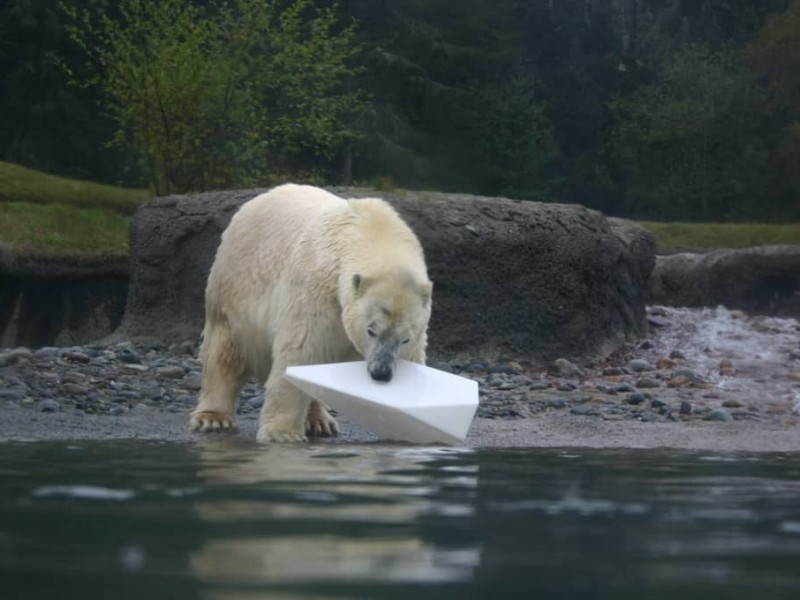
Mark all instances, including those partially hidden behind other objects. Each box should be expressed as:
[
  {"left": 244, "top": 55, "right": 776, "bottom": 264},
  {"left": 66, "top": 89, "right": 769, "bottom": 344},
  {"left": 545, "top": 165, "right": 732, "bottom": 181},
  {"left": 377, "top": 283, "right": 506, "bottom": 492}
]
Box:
[{"left": 344, "top": 272, "right": 432, "bottom": 382}]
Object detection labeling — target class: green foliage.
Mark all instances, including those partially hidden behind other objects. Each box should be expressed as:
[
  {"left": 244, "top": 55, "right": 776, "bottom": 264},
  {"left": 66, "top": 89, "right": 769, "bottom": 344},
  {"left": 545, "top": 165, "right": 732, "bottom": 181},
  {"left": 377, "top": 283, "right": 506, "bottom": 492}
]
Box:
[
  {"left": 0, "top": 160, "right": 149, "bottom": 214},
  {"left": 62, "top": 0, "right": 363, "bottom": 195},
  {"left": 745, "top": 0, "right": 800, "bottom": 219},
  {"left": 0, "top": 0, "right": 124, "bottom": 183},
  {"left": 639, "top": 221, "right": 800, "bottom": 253},
  {"left": 3, "top": 0, "right": 799, "bottom": 220},
  {"left": 464, "top": 77, "right": 561, "bottom": 201},
  {"left": 0, "top": 201, "right": 130, "bottom": 257},
  {"left": 609, "top": 44, "right": 767, "bottom": 221}
]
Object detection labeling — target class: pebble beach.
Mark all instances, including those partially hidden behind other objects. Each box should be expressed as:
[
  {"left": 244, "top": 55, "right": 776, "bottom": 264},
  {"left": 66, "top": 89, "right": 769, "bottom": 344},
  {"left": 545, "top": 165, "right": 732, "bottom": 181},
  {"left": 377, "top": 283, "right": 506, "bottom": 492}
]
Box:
[{"left": 1, "top": 306, "right": 799, "bottom": 451}]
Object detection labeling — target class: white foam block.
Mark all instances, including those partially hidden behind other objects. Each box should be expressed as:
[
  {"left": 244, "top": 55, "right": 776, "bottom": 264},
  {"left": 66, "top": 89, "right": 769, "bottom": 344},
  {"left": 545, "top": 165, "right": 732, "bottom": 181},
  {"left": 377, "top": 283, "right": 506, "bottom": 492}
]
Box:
[{"left": 284, "top": 360, "right": 478, "bottom": 445}]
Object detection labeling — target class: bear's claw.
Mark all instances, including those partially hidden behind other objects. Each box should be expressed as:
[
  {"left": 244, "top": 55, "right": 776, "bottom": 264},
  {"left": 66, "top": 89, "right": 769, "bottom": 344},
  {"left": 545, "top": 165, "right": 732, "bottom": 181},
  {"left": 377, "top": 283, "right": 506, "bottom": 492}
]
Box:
[
  {"left": 306, "top": 402, "right": 340, "bottom": 438},
  {"left": 189, "top": 410, "right": 236, "bottom": 433}
]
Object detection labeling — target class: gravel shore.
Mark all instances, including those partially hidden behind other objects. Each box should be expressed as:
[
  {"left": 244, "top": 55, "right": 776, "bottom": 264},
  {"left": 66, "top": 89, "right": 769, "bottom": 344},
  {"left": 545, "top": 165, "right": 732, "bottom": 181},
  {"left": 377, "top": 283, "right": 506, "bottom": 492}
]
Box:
[{"left": 2, "top": 307, "right": 799, "bottom": 451}]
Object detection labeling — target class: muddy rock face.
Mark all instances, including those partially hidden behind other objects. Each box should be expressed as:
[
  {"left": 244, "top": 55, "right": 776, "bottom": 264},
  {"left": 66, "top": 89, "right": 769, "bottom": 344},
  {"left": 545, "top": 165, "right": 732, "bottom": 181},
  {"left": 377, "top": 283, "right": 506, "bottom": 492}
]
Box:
[{"left": 117, "top": 188, "right": 655, "bottom": 366}]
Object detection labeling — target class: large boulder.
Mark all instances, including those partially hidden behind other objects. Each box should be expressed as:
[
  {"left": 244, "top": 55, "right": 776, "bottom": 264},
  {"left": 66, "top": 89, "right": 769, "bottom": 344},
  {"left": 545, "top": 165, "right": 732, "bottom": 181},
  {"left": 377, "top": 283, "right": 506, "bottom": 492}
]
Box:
[
  {"left": 116, "top": 188, "right": 655, "bottom": 365},
  {"left": 649, "top": 246, "right": 800, "bottom": 318}
]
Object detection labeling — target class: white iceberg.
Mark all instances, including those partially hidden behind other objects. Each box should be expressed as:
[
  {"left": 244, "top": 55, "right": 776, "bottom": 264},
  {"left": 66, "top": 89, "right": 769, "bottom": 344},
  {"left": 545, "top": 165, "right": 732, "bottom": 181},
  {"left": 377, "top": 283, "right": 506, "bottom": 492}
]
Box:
[{"left": 284, "top": 360, "right": 478, "bottom": 445}]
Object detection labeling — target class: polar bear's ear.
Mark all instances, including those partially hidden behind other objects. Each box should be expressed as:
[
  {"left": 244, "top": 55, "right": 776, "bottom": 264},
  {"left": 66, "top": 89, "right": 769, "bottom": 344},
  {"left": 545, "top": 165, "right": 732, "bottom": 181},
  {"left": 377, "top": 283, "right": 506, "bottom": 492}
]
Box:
[{"left": 419, "top": 281, "right": 433, "bottom": 306}]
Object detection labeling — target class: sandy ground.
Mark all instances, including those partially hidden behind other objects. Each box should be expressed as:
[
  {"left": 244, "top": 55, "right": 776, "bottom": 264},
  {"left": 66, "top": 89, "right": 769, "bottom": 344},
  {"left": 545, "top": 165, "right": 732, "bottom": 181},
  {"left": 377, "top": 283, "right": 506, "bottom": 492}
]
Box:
[{"left": 2, "top": 402, "right": 799, "bottom": 452}]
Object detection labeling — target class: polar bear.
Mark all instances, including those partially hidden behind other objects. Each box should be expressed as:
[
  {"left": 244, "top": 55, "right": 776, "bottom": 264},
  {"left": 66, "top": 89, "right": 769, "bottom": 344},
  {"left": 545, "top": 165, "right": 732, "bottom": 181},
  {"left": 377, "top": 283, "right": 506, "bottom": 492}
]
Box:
[{"left": 189, "top": 184, "right": 432, "bottom": 442}]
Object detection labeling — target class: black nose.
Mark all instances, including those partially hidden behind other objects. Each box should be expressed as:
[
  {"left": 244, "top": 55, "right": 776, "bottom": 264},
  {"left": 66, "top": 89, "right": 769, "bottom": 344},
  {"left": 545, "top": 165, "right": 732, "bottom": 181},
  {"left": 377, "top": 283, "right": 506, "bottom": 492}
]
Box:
[{"left": 370, "top": 364, "right": 393, "bottom": 382}]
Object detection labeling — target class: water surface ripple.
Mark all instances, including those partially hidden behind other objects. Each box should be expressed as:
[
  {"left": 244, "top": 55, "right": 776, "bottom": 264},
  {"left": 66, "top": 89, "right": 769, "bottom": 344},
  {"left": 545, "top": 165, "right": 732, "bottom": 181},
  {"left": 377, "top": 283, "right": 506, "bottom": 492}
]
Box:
[{"left": 1, "top": 441, "right": 799, "bottom": 599}]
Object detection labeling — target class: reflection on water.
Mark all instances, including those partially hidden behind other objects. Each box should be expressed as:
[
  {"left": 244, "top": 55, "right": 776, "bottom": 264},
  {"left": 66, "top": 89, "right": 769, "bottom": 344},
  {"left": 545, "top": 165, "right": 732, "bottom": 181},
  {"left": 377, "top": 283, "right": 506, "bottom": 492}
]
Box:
[
  {"left": 190, "top": 443, "right": 480, "bottom": 587},
  {"left": 1, "top": 441, "right": 800, "bottom": 599}
]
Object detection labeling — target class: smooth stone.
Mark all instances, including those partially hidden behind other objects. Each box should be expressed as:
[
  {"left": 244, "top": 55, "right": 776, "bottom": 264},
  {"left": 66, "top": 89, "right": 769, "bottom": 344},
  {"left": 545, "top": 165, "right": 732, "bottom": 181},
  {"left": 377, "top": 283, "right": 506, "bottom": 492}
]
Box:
[
  {"left": 39, "top": 372, "right": 61, "bottom": 385},
  {"left": 0, "top": 388, "right": 26, "bottom": 401},
  {"left": 679, "top": 401, "right": 692, "bottom": 415},
  {"left": 39, "top": 399, "right": 61, "bottom": 413},
  {"left": 62, "top": 371, "right": 87, "bottom": 384},
  {"left": 156, "top": 366, "right": 186, "bottom": 379},
  {"left": 552, "top": 358, "right": 583, "bottom": 378},
  {"left": 704, "top": 408, "right": 734, "bottom": 422},
  {"left": 672, "top": 368, "right": 704, "bottom": 383},
  {"left": 571, "top": 405, "right": 599, "bottom": 416},
  {"left": 626, "top": 359, "right": 651, "bottom": 372},
  {"left": 602, "top": 367, "right": 625, "bottom": 376},
  {"left": 636, "top": 377, "right": 660, "bottom": 389},
  {"left": 109, "top": 405, "right": 128, "bottom": 416},
  {"left": 640, "top": 412, "right": 661, "bottom": 422},
  {"left": 62, "top": 350, "right": 90, "bottom": 364},
  {"left": 117, "top": 348, "right": 142, "bottom": 364},
  {"left": 667, "top": 375, "right": 690, "bottom": 388},
  {"left": 656, "top": 357, "right": 678, "bottom": 369},
  {"left": 0, "top": 348, "right": 33, "bottom": 364},
  {"left": 490, "top": 363, "right": 523, "bottom": 375},
  {"left": 722, "top": 399, "right": 744, "bottom": 408},
  {"left": 626, "top": 393, "right": 646, "bottom": 405},
  {"left": 647, "top": 316, "right": 670, "bottom": 328},
  {"left": 61, "top": 383, "right": 89, "bottom": 396},
  {"left": 180, "top": 374, "right": 203, "bottom": 391}
]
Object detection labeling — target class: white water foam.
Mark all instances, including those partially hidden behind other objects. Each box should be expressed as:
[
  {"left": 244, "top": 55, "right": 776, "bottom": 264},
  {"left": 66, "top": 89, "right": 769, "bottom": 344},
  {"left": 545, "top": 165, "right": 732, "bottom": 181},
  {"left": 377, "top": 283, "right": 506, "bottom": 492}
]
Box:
[{"left": 645, "top": 306, "right": 800, "bottom": 407}]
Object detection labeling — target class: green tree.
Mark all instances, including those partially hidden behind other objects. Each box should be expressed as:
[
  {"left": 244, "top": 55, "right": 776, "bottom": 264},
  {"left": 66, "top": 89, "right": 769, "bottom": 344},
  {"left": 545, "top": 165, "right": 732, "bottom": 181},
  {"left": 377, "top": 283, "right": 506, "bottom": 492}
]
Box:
[
  {"left": 0, "top": 0, "right": 124, "bottom": 182},
  {"left": 609, "top": 44, "right": 767, "bottom": 220},
  {"left": 746, "top": 0, "right": 800, "bottom": 219},
  {"left": 62, "top": 0, "right": 363, "bottom": 194},
  {"left": 463, "top": 77, "right": 561, "bottom": 201}
]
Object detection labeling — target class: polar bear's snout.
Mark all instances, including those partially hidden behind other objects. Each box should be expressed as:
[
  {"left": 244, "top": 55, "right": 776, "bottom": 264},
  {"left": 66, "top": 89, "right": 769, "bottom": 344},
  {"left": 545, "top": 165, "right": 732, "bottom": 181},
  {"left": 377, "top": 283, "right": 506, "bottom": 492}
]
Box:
[{"left": 367, "top": 341, "right": 399, "bottom": 382}]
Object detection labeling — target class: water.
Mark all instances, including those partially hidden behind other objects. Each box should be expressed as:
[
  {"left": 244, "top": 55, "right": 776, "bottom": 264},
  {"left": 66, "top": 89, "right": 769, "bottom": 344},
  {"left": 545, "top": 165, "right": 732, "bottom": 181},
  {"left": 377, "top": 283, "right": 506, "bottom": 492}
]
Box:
[
  {"left": 645, "top": 306, "right": 800, "bottom": 414},
  {"left": 648, "top": 306, "right": 800, "bottom": 381},
  {"left": 2, "top": 442, "right": 800, "bottom": 599}
]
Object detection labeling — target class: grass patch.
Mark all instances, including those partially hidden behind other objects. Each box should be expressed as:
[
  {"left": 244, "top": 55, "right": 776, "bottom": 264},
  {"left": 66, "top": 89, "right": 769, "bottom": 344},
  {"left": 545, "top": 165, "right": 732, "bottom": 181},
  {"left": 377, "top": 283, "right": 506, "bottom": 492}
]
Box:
[
  {"left": 0, "top": 202, "right": 130, "bottom": 257},
  {"left": 0, "top": 160, "right": 150, "bottom": 215},
  {"left": 638, "top": 221, "right": 800, "bottom": 253}
]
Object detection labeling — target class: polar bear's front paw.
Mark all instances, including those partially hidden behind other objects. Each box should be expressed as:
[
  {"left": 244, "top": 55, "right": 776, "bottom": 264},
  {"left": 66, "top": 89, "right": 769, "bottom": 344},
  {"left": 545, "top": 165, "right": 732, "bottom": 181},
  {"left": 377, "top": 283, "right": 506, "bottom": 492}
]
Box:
[
  {"left": 190, "top": 410, "right": 236, "bottom": 433},
  {"left": 256, "top": 424, "right": 308, "bottom": 444},
  {"left": 306, "top": 402, "right": 340, "bottom": 438}
]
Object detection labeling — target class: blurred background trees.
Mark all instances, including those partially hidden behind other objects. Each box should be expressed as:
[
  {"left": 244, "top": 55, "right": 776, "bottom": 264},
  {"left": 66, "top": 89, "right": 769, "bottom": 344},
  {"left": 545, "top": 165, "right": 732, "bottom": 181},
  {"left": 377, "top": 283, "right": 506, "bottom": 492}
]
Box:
[{"left": 0, "top": 0, "right": 798, "bottom": 221}]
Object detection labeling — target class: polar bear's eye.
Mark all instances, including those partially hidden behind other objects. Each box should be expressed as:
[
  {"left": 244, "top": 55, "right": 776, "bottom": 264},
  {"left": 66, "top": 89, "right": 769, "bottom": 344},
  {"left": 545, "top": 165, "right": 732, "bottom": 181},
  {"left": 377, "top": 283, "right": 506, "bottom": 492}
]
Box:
[
  {"left": 368, "top": 328, "right": 377, "bottom": 338},
  {"left": 401, "top": 338, "right": 410, "bottom": 345}
]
